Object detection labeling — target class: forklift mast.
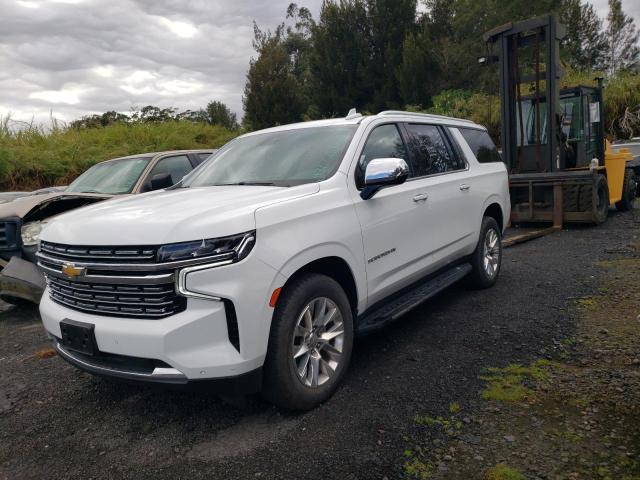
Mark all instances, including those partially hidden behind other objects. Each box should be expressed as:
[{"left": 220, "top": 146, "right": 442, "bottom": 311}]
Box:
[{"left": 484, "top": 15, "right": 566, "bottom": 174}]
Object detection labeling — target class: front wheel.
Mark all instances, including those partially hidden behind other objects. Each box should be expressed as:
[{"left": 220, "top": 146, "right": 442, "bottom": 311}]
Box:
[
  {"left": 262, "top": 273, "right": 354, "bottom": 411},
  {"left": 467, "top": 216, "right": 502, "bottom": 289}
]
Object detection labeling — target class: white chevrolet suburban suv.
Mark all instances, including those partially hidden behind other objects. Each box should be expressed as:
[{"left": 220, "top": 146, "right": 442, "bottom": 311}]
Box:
[{"left": 38, "top": 111, "right": 510, "bottom": 410}]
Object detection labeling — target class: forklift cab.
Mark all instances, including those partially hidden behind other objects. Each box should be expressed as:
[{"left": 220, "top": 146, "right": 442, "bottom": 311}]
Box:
[{"left": 515, "top": 84, "right": 605, "bottom": 172}]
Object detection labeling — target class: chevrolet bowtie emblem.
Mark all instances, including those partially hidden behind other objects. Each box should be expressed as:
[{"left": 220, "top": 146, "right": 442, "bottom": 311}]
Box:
[{"left": 62, "top": 263, "right": 85, "bottom": 279}]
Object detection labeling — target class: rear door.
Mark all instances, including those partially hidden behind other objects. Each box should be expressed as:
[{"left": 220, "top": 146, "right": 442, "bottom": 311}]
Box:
[{"left": 402, "top": 123, "right": 477, "bottom": 267}]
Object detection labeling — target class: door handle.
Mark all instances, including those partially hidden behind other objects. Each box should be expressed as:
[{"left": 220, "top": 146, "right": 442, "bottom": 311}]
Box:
[
  {"left": 459, "top": 184, "right": 471, "bottom": 191},
  {"left": 413, "top": 193, "right": 428, "bottom": 203}
]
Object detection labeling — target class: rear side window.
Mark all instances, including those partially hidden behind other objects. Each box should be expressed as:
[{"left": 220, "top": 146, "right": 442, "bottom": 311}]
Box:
[
  {"left": 405, "top": 124, "right": 463, "bottom": 176},
  {"left": 460, "top": 128, "right": 502, "bottom": 163}
]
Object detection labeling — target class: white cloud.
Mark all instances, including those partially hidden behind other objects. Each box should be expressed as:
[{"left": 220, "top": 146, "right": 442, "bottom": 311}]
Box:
[
  {"left": 16, "top": 1, "right": 39, "bottom": 8},
  {"left": 29, "top": 88, "right": 84, "bottom": 105},
  {"left": 156, "top": 16, "right": 198, "bottom": 39},
  {"left": 93, "top": 65, "right": 114, "bottom": 78}
]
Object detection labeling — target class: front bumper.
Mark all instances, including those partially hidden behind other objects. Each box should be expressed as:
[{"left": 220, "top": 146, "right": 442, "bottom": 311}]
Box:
[
  {"left": 0, "top": 256, "right": 46, "bottom": 303},
  {"left": 39, "top": 255, "right": 287, "bottom": 385},
  {"left": 52, "top": 338, "right": 263, "bottom": 392}
]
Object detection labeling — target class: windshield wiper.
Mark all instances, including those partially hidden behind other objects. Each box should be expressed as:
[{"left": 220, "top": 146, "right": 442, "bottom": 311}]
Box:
[
  {"left": 212, "top": 181, "right": 278, "bottom": 186},
  {"left": 77, "top": 189, "right": 105, "bottom": 194}
]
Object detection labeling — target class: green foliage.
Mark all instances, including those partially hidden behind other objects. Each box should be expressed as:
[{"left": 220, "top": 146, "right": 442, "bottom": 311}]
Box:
[
  {"left": 0, "top": 119, "right": 237, "bottom": 191},
  {"left": 484, "top": 463, "right": 525, "bottom": 480},
  {"left": 449, "top": 401, "right": 461, "bottom": 414},
  {"left": 564, "top": 70, "right": 640, "bottom": 139},
  {"left": 203, "top": 101, "right": 238, "bottom": 130},
  {"left": 605, "top": 0, "right": 640, "bottom": 74},
  {"left": 560, "top": 0, "right": 607, "bottom": 71},
  {"left": 426, "top": 89, "right": 501, "bottom": 143},
  {"left": 243, "top": 21, "right": 308, "bottom": 129},
  {"left": 308, "top": 0, "right": 372, "bottom": 117},
  {"left": 480, "top": 359, "right": 553, "bottom": 402},
  {"left": 404, "top": 457, "right": 434, "bottom": 479}
]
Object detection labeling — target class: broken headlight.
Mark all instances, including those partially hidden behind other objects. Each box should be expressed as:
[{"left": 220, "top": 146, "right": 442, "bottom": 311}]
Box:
[{"left": 21, "top": 221, "right": 43, "bottom": 247}]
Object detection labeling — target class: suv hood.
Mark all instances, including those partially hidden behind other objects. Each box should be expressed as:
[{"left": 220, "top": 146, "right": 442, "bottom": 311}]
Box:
[
  {"left": 42, "top": 184, "right": 320, "bottom": 246},
  {"left": 0, "top": 192, "right": 111, "bottom": 221}
]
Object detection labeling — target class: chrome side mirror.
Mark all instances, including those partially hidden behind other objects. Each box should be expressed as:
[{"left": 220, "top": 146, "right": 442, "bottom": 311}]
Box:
[{"left": 361, "top": 157, "right": 409, "bottom": 199}]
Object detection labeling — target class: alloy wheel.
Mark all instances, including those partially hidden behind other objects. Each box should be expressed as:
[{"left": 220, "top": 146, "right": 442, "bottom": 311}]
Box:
[{"left": 291, "top": 297, "right": 344, "bottom": 388}]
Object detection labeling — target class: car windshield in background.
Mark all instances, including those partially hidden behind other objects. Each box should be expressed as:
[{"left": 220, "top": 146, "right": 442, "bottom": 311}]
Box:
[
  {"left": 66, "top": 157, "right": 151, "bottom": 194},
  {"left": 184, "top": 125, "right": 358, "bottom": 188}
]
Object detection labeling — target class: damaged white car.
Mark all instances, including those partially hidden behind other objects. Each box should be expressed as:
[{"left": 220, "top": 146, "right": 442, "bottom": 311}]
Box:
[{"left": 0, "top": 149, "right": 215, "bottom": 304}]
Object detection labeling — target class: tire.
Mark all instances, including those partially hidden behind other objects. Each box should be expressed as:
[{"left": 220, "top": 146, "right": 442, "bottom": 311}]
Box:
[
  {"left": 615, "top": 169, "right": 636, "bottom": 212},
  {"left": 467, "top": 216, "right": 502, "bottom": 289},
  {"left": 262, "top": 273, "right": 354, "bottom": 411},
  {"left": 591, "top": 174, "right": 609, "bottom": 224},
  {"left": 563, "top": 185, "right": 579, "bottom": 212}
]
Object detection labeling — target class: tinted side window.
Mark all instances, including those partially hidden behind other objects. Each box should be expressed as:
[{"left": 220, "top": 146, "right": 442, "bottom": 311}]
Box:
[
  {"left": 405, "top": 124, "right": 461, "bottom": 176},
  {"left": 147, "top": 155, "right": 193, "bottom": 184},
  {"left": 196, "top": 152, "right": 212, "bottom": 164},
  {"left": 460, "top": 128, "right": 502, "bottom": 163},
  {"left": 357, "top": 124, "right": 408, "bottom": 187}
]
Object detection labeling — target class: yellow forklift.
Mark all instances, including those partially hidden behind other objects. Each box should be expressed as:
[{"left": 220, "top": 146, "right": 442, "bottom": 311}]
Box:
[{"left": 483, "top": 15, "right": 638, "bottom": 227}]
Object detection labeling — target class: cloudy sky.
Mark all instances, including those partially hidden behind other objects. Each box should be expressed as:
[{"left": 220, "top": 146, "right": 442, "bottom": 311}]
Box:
[{"left": 1, "top": 0, "right": 638, "bottom": 127}]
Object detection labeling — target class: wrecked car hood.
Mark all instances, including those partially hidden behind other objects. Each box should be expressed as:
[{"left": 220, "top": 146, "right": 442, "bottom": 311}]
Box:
[{"left": 0, "top": 192, "right": 114, "bottom": 221}]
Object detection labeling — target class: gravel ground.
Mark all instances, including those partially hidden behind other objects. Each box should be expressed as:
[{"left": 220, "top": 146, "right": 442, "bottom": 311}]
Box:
[{"left": 0, "top": 209, "right": 637, "bottom": 480}]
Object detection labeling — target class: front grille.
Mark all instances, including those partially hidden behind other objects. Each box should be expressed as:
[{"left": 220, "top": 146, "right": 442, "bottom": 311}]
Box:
[
  {"left": 40, "top": 241, "right": 158, "bottom": 263},
  {"left": 0, "top": 221, "right": 19, "bottom": 250},
  {"left": 38, "top": 241, "right": 187, "bottom": 319},
  {"left": 47, "top": 276, "right": 186, "bottom": 319}
]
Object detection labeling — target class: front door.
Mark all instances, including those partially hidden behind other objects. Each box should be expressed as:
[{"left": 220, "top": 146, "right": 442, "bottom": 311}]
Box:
[{"left": 350, "top": 123, "right": 436, "bottom": 306}]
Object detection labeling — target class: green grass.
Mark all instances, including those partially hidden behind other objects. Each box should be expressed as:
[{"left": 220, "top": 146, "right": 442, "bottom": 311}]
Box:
[
  {"left": 0, "top": 119, "right": 238, "bottom": 190},
  {"left": 484, "top": 463, "right": 525, "bottom": 480},
  {"left": 480, "top": 359, "right": 554, "bottom": 402}
]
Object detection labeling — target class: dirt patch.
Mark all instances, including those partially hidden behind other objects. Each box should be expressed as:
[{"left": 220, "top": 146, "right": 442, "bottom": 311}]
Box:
[{"left": 402, "top": 254, "right": 640, "bottom": 479}]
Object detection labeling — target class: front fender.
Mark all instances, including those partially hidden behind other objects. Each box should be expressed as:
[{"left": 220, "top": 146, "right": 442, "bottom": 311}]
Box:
[{"left": 276, "top": 242, "right": 367, "bottom": 314}]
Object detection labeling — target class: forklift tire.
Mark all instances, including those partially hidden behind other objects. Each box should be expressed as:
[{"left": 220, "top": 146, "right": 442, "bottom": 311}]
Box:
[
  {"left": 615, "top": 169, "right": 636, "bottom": 212},
  {"left": 563, "top": 185, "right": 579, "bottom": 212},
  {"left": 592, "top": 174, "right": 609, "bottom": 224}
]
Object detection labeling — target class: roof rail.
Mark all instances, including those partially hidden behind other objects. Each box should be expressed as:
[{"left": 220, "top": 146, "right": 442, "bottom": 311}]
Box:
[{"left": 377, "top": 110, "right": 476, "bottom": 124}]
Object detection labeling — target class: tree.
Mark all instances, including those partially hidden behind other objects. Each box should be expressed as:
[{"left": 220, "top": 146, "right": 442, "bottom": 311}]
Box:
[
  {"left": 366, "top": 0, "right": 417, "bottom": 111},
  {"left": 204, "top": 101, "right": 238, "bottom": 129},
  {"left": 396, "top": 27, "right": 440, "bottom": 108},
  {"left": 242, "top": 22, "right": 308, "bottom": 129},
  {"left": 70, "top": 111, "right": 129, "bottom": 129},
  {"left": 605, "top": 0, "right": 640, "bottom": 74},
  {"left": 308, "top": 0, "right": 372, "bottom": 117},
  {"left": 560, "top": 0, "right": 607, "bottom": 71}
]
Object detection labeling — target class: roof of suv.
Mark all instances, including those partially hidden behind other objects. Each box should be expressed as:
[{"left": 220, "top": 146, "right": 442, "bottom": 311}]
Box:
[{"left": 242, "top": 111, "right": 483, "bottom": 138}]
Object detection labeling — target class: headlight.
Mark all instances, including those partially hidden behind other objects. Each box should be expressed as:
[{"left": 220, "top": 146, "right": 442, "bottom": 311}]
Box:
[
  {"left": 156, "top": 230, "right": 256, "bottom": 264},
  {"left": 21, "top": 221, "right": 43, "bottom": 246}
]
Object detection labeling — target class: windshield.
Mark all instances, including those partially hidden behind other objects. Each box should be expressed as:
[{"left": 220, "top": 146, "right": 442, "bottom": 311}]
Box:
[
  {"left": 66, "top": 157, "right": 151, "bottom": 194},
  {"left": 184, "top": 125, "right": 358, "bottom": 187}
]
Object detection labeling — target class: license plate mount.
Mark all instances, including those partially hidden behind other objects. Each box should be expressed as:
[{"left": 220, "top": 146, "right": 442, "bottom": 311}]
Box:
[{"left": 60, "top": 319, "right": 97, "bottom": 356}]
